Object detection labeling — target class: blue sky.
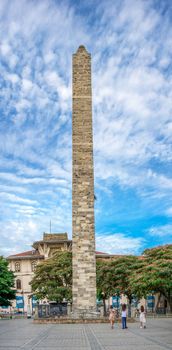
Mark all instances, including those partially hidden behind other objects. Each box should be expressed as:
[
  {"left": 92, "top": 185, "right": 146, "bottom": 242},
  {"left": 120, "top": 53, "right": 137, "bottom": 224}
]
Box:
[{"left": 0, "top": 0, "right": 172, "bottom": 256}]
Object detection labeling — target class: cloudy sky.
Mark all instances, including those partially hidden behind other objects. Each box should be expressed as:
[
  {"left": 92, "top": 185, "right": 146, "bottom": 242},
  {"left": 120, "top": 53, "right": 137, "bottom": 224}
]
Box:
[{"left": 0, "top": 0, "right": 172, "bottom": 256}]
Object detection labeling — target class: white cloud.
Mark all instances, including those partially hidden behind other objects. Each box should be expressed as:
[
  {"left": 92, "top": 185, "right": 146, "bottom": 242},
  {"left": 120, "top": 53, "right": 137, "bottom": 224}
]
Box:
[
  {"left": 91, "top": 1, "right": 172, "bottom": 203},
  {"left": 0, "top": 192, "right": 38, "bottom": 205},
  {"left": 22, "top": 79, "right": 33, "bottom": 92},
  {"left": 0, "top": 0, "right": 172, "bottom": 255},
  {"left": 15, "top": 99, "right": 31, "bottom": 112},
  {"left": 0, "top": 41, "right": 11, "bottom": 55},
  {"left": 96, "top": 233, "right": 144, "bottom": 255},
  {"left": 148, "top": 225, "right": 172, "bottom": 237},
  {"left": 6, "top": 72, "right": 19, "bottom": 84},
  {"left": 166, "top": 208, "right": 172, "bottom": 217}
]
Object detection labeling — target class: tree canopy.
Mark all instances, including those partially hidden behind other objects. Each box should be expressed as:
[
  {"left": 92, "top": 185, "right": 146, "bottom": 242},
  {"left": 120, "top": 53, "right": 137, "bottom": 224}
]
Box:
[
  {"left": 0, "top": 256, "right": 16, "bottom": 306},
  {"left": 30, "top": 244, "right": 172, "bottom": 312},
  {"left": 96, "top": 256, "right": 143, "bottom": 316},
  {"left": 31, "top": 251, "right": 72, "bottom": 302},
  {"left": 97, "top": 245, "right": 172, "bottom": 312},
  {"left": 97, "top": 255, "right": 143, "bottom": 299},
  {"left": 130, "top": 244, "right": 172, "bottom": 310}
]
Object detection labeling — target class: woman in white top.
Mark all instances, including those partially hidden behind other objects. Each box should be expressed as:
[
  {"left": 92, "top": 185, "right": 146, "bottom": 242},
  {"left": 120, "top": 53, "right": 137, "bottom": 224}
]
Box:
[
  {"left": 121, "top": 303, "right": 127, "bottom": 329},
  {"left": 140, "top": 305, "right": 146, "bottom": 328}
]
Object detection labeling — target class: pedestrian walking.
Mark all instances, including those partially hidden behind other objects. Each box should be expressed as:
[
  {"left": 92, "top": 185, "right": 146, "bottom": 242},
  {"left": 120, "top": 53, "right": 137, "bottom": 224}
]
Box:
[
  {"left": 121, "top": 303, "right": 127, "bottom": 329},
  {"left": 139, "top": 305, "right": 146, "bottom": 328},
  {"left": 109, "top": 306, "right": 115, "bottom": 329}
]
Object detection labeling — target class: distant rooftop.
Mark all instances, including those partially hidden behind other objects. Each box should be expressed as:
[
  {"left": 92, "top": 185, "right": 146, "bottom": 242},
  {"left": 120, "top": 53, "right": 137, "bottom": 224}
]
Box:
[
  {"left": 7, "top": 250, "right": 44, "bottom": 260},
  {"left": 32, "top": 233, "right": 72, "bottom": 249},
  {"left": 43, "top": 233, "right": 68, "bottom": 241},
  {"left": 7, "top": 233, "right": 118, "bottom": 260}
]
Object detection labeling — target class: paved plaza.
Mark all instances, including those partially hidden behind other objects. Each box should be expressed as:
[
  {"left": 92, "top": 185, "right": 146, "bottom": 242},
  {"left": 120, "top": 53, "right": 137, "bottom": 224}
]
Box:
[{"left": 0, "top": 318, "right": 172, "bottom": 350}]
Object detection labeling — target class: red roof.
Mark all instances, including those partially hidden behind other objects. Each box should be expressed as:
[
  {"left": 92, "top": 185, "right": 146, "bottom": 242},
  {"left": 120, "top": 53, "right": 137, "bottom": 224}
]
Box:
[
  {"left": 12, "top": 250, "right": 36, "bottom": 256},
  {"left": 8, "top": 249, "right": 109, "bottom": 259},
  {"left": 7, "top": 250, "right": 43, "bottom": 258}
]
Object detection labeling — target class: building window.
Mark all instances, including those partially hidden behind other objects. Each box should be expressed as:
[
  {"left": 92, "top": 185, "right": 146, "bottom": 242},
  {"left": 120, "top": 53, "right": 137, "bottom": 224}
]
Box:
[
  {"left": 31, "top": 261, "right": 37, "bottom": 272},
  {"left": 15, "top": 262, "right": 21, "bottom": 272},
  {"left": 16, "top": 279, "right": 21, "bottom": 290}
]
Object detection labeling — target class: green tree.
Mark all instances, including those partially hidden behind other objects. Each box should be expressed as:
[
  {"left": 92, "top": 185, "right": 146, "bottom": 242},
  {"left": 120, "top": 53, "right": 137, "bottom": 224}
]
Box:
[
  {"left": 130, "top": 245, "right": 172, "bottom": 311},
  {"left": 96, "top": 259, "right": 112, "bottom": 315},
  {"left": 96, "top": 256, "right": 143, "bottom": 316},
  {"left": 31, "top": 251, "right": 72, "bottom": 302},
  {"left": 108, "top": 256, "right": 143, "bottom": 316},
  {"left": 0, "top": 256, "right": 16, "bottom": 306}
]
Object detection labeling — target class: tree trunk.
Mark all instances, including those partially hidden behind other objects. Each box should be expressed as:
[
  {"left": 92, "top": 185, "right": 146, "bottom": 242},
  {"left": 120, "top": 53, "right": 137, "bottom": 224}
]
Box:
[
  {"left": 128, "top": 297, "right": 132, "bottom": 318},
  {"left": 167, "top": 290, "right": 172, "bottom": 312},
  {"left": 155, "top": 292, "right": 162, "bottom": 312},
  {"left": 103, "top": 297, "right": 106, "bottom": 316}
]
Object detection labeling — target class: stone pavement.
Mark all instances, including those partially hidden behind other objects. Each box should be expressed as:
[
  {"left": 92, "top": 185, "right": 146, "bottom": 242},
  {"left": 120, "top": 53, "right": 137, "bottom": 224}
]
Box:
[{"left": 0, "top": 318, "right": 171, "bottom": 349}]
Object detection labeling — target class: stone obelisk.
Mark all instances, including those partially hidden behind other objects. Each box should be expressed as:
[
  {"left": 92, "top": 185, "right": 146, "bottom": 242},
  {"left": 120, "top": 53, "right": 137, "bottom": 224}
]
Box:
[{"left": 72, "top": 45, "right": 97, "bottom": 317}]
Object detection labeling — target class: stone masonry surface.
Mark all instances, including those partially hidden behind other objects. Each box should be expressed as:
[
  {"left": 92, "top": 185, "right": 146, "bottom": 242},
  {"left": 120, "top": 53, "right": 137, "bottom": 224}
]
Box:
[
  {"left": 72, "top": 45, "right": 96, "bottom": 313},
  {"left": 0, "top": 318, "right": 172, "bottom": 349}
]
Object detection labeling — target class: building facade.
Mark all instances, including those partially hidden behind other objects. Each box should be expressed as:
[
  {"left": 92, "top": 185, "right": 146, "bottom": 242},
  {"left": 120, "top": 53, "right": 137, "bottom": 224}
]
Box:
[
  {"left": 7, "top": 233, "right": 72, "bottom": 314},
  {"left": 6, "top": 232, "right": 169, "bottom": 315}
]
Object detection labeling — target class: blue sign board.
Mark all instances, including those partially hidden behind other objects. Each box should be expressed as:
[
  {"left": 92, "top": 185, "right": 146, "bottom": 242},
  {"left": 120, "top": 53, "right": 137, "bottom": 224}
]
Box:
[
  {"left": 16, "top": 296, "right": 24, "bottom": 308},
  {"left": 147, "top": 295, "right": 155, "bottom": 300},
  {"left": 32, "top": 296, "right": 37, "bottom": 308},
  {"left": 112, "top": 296, "right": 120, "bottom": 308},
  {"left": 147, "top": 295, "right": 155, "bottom": 308}
]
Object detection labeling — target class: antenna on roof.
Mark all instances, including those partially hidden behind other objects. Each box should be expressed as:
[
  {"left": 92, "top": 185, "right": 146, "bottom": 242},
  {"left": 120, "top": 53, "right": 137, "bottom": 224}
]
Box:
[{"left": 50, "top": 220, "right": 51, "bottom": 234}]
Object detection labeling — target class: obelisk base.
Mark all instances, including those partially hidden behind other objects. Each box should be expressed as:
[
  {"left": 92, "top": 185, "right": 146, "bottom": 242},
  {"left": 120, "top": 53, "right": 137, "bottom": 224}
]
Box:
[{"left": 71, "top": 308, "right": 100, "bottom": 319}]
